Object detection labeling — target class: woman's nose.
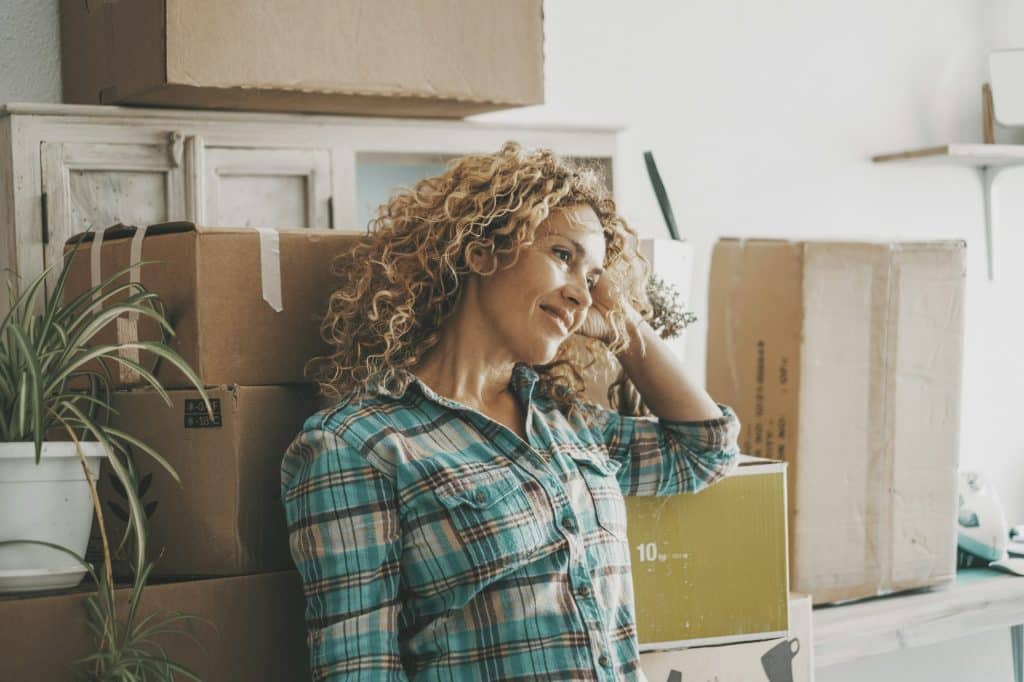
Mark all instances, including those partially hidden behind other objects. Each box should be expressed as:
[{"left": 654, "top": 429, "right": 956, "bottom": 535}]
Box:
[{"left": 563, "top": 277, "right": 592, "bottom": 309}]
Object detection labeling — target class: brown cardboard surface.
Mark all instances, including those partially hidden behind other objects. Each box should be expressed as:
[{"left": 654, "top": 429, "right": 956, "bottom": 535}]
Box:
[
  {"left": 63, "top": 222, "right": 363, "bottom": 389},
  {"left": 0, "top": 571, "right": 310, "bottom": 681},
  {"left": 628, "top": 456, "right": 789, "bottom": 650},
  {"left": 89, "top": 384, "right": 322, "bottom": 577},
  {"left": 706, "top": 239, "right": 965, "bottom": 605},
  {"left": 640, "top": 593, "right": 814, "bottom": 682},
  {"left": 60, "top": 0, "right": 544, "bottom": 118}
]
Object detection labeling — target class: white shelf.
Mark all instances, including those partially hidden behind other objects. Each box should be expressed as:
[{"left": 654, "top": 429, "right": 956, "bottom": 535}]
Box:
[
  {"left": 873, "top": 143, "right": 1024, "bottom": 280},
  {"left": 873, "top": 143, "right": 1024, "bottom": 166},
  {"left": 813, "top": 568, "right": 1024, "bottom": 673}
]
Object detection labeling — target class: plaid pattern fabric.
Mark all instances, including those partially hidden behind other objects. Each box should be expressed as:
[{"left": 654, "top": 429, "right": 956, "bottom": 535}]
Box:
[{"left": 282, "top": 363, "right": 740, "bottom": 681}]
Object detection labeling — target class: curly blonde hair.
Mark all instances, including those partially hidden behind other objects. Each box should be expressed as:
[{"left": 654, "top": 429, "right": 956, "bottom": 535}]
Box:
[{"left": 309, "top": 142, "right": 649, "bottom": 413}]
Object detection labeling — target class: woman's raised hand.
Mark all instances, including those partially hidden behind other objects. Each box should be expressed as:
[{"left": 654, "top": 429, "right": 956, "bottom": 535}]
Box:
[{"left": 576, "top": 277, "right": 641, "bottom": 343}]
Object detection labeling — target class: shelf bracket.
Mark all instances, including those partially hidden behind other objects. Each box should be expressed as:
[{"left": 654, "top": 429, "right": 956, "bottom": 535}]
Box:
[{"left": 980, "top": 165, "right": 1003, "bottom": 281}]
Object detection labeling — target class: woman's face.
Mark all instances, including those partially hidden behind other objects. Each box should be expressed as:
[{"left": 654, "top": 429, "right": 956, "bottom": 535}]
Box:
[{"left": 472, "top": 204, "right": 607, "bottom": 365}]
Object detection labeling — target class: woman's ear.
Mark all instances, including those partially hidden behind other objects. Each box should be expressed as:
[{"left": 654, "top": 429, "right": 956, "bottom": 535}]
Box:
[{"left": 465, "top": 243, "right": 499, "bottom": 275}]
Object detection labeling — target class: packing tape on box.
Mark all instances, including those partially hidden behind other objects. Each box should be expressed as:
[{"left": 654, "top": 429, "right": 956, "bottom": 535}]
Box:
[
  {"left": 254, "top": 227, "right": 284, "bottom": 312},
  {"left": 88, "top": 225, "right": 148, "bottom": 383},
  {"left": 89, "top": 227, "right": 106, "bottom": 315},
  {"left": 117, "top": 225, "right": 150, "bottom": 383}
]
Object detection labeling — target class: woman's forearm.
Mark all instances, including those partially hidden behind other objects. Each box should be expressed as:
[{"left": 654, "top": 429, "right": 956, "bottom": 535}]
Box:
[{"left": 616, "top": 318, "right": 724, "bottom": 422}]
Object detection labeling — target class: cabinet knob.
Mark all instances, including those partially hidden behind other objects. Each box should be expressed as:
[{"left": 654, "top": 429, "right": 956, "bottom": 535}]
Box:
[{"left": 168, "top": 131, "right": 185, "bottom": 168}]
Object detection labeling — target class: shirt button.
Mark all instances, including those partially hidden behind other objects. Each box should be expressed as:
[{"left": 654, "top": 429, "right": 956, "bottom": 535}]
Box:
[
  {"left": 577, "top": 585, "right": 591, "bottom": 598},
  {"left": 474, "top": 491, "right": 487, "bottom": 503},
  {"left": 598, "top": 654, "right": 610, "bottom": 667},
  {"left": 561, "top": 516, "right": 576, "bottom": 532}
]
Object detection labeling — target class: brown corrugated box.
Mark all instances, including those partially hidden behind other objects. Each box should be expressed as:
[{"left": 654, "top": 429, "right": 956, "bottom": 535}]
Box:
[
  {"left": 0, "top": 571, "right": 310, "bottom": 681},
  {"left": 706, "top": 239, "right": 965, "bottom": 605},
  {"left": 59, "top": 0, "right": 544, "bottom": 118},
  {"left": 89, "top": 384, "right": 322, "bottom": 577},
  {"left": 63, "top": 222, "right": 362, "bottom": 389}
]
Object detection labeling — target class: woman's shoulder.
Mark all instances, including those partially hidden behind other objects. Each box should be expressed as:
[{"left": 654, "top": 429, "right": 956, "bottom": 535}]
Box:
[{"left": 299, "top": 391, "right": 406, "bottom": 441}]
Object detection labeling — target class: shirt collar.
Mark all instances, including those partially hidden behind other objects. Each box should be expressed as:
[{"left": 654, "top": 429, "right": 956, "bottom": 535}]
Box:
[{"left": 368, "top": 362, "right": 540, "bottom": 406}]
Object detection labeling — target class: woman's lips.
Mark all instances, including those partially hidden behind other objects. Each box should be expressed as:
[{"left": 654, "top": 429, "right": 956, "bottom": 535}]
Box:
[{"left": 540, "top": 305, "right": 571, "bottom": 334}]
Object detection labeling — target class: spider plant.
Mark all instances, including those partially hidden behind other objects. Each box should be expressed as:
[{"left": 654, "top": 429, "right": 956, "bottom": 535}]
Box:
[{"left": 1, "top": 235, "right": 212, "bottom": 680}]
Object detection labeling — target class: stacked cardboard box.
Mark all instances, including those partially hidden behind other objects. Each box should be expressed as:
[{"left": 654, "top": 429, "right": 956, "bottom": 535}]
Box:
[
  {"left": 61, "top": 222, "right": 363, "bottom": 578},
  {"left": 706, "top": 239, "right": 965, "bottom": 605},
  {"left": 0, "top": 223, "right": 363, "bottom": 676},
  {"left": 60, "top": 0, "right": 544, "bottom": 118},
  {"left": 0, "top": 572, "right": 309, "bottom": 681}
]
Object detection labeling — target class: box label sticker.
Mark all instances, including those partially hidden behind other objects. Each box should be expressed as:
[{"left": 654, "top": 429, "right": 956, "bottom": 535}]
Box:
[{"left": 184, "top": 398, "right": 222, "bottom": 428}]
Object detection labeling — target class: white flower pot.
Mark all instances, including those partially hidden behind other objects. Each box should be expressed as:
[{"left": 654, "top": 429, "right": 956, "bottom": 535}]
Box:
[{"left": 0, "top": 441, "right": 108, "bottom": 593}]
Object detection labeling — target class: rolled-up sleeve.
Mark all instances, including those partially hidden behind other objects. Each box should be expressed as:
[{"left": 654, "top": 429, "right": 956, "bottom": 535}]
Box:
[
  {"left": 578, "top": 402, "right": 741, "bottom": 497},
  {"left": 281, "top": 419, "right": 408, "bottom": 681}
]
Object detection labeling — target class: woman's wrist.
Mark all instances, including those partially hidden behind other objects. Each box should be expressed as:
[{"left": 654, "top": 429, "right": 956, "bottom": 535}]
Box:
[{"left": 615, "top": 312, "right": 649, "bottom": 360}]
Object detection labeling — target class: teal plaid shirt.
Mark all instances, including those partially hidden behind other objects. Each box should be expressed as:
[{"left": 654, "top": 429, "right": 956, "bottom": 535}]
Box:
[{"left": 281, "top": 363, "right": 740, "bottom": 681}]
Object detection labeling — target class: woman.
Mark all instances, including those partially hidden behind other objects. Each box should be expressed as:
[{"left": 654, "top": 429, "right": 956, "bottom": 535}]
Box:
[{"left": 282, "top": 143, "right": 740, "bottom": 681}]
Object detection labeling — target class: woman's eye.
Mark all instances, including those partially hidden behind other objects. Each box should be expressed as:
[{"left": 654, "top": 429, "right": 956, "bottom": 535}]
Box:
[
  {"left": 553, "top": 248, "right": 572, "bottom": 263},
  {"left": 587, "top": 277, "right": 598, "bottom": 290}
]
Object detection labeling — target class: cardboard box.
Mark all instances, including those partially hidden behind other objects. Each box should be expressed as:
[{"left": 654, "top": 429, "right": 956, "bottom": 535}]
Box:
[
  {"left": 640, "top": 593, "right": 814, "bottom": 682},
  {"left": 64, "top": 222, "right": 362, "bottom": 389},
  {"left": 628, "top": 456, "right": 789, "bottom": 650},
  {"left": 0, "top": 571, "right": 310, "bottom": 681},
  {"left": 90, "top": 384, "right": 321, "bottom": 577},
  {"left": 706, "top": 239, "right": 965, "bottom": 604},
  {"left": 60, "top": 0, "right": 544, "bottom": 118}
]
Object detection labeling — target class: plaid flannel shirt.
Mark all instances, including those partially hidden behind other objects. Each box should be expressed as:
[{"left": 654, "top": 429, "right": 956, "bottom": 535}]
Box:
[{"left": 281, "top": 363, "right": 740, "bottom": 681}]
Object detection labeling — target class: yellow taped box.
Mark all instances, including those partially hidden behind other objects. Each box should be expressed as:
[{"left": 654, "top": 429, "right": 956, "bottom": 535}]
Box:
[
  {"left": 640, "top": 593, "right": 814, "bottom": 682},
  {"left": 706, "top": 239, "right": 965, "bottom": 605},
  {"left": 628, "top": 455, "right": 789, "bottom": 650}
]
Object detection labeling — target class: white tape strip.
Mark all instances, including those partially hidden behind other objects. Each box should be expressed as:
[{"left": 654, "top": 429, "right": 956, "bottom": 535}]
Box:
[
  {"left": 117, "top": 224, "right": 150, "bottom": 384},
  {"left": 127, "top": 225, "right": 149, "bottom": 323},
  {"left": 254, "top": 227, "right": 283, "bottom": 312},
  {"left": 89, "top": 228, "right": 106, "bottom": 313}
]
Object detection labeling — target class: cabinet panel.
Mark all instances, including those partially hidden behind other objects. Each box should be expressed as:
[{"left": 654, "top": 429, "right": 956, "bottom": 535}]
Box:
[
  {"left": 203, "top": 147, "right": 331, "bottom": 229},
  {"left": 39, "top": 138, "right": 189, "bottom": 279}
]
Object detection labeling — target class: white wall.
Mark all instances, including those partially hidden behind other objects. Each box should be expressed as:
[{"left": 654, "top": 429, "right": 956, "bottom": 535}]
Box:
[
  {"left": 0, "top": 0, "right": 61, "bottom": 104},
  {"left": 2, "top": 1, "right": 1022, "bottom": 679},
  {"left": 474, "top": 2, "right": 1024, "bottom": 680}
]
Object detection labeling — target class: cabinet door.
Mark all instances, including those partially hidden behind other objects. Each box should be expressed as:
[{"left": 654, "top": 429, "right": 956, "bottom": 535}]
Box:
[
  {"left": 202, "top": 147, "right": 331, "bottom": 229},
  {"left": 40, "top": 135, "right": 191, "bottom": 277}
]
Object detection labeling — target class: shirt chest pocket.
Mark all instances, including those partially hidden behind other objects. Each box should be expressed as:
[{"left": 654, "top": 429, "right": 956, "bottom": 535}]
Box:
[
  {"left": 568, "top": 450, "right": 628, "bottom": 542},
  {"left": 433, "top": 468, "right": 548, "bottom": 570}
]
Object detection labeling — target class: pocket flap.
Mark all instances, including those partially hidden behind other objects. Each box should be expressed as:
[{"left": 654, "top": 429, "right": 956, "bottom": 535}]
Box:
[
  {"left": 562, "top": 446, "right": 622, "bottom": 476},
  {"left": 435, "top": 468, "right": 520, "bottom": 511}
]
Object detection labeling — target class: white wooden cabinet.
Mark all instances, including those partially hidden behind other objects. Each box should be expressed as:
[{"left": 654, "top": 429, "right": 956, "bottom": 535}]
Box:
[{"left": 0, "top": 103, "right": 620, "bottom": 304}]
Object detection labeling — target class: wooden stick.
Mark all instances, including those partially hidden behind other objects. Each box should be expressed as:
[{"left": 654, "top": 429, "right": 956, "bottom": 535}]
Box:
[{"left": 983, "top": 83, "right": 995, "bottom": 144}]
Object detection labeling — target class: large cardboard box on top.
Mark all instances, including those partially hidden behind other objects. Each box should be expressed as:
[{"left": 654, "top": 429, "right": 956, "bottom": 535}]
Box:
[
  {"left": 628, "top": 456, "right": 789, "bottom": 650},
  {"left": 64, "top": 222, "right": 362, "bottom": 389},
  {"left": 60, "top": 0, "right": 544, "bottom": 118},
  {"left": 706, "top": 239, "right": 965, "bottom": 605},
  {"left": 640, "top": 593, "right": 814, "bottom": 682},
  {"left": 89, "top": 384, "right": 322, "bottom": 577},
  {"left": 0, "top": 571, "right": 309, "bottom": 681}
]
